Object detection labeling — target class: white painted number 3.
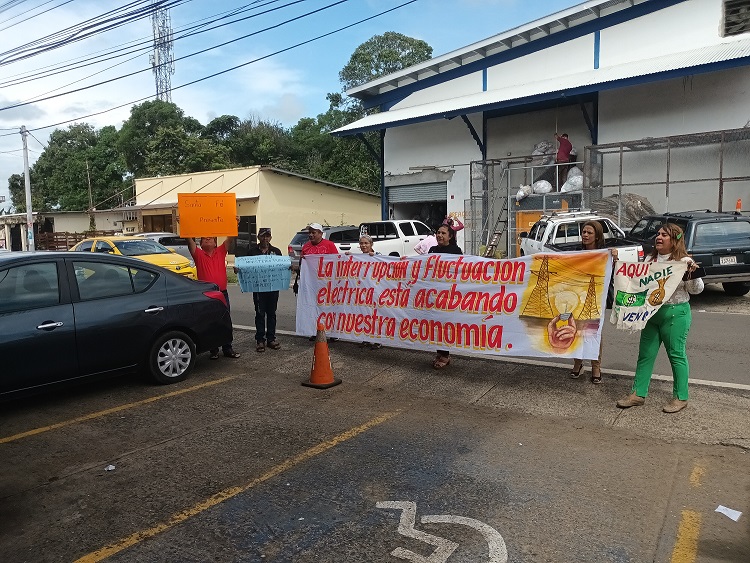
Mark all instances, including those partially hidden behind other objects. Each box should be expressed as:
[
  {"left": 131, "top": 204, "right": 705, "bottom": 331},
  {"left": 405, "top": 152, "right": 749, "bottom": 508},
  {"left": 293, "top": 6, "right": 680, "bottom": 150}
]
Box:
[{"left": 376, "top": 500, "right": 508, "bottom": 563}]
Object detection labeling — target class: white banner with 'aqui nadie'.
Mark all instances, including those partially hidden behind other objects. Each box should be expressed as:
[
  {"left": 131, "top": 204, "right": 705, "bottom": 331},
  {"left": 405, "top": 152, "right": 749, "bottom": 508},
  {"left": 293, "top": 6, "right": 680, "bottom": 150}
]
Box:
[{"left": 609, "top": 260, "right": 688, "bottom": 330}]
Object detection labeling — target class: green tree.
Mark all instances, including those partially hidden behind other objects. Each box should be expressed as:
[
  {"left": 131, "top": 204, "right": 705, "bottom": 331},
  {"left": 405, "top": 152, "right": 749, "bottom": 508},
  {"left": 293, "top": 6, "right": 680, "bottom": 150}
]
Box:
[
  {"left": 339, "top": 31, "right": 433, "bottom": 91},
  {"left": 144, "top": 127, "right": 231, "bottom": 176},
  {"left": 289, "top": 32, "right": 433, "bottom": 193},
  {"left": 9, "top": 123, "right": 128, "bottom": 212},
  {"left": 118, "top": 100, "right": 205, "bottom": 178}
]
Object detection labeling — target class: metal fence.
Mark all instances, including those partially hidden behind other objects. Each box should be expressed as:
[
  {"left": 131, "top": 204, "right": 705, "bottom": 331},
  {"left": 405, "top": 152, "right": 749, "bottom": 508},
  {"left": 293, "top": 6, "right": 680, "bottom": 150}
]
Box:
[{"left": 584, "top": 127, "right": 750, "bottom": 223}]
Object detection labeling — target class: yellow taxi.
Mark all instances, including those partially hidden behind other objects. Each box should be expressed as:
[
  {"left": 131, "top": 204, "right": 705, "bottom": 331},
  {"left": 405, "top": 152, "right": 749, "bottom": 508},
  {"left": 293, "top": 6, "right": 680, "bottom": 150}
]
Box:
[{"left": 70, "top": 236, "right": 197, "bottom": 279}]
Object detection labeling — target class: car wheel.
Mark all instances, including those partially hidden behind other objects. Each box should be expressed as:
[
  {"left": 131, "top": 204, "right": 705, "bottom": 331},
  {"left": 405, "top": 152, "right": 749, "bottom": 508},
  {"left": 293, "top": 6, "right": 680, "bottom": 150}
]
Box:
[
  {"left": 722, "top": 282, "right": 750, "bottom": 296},
  {"left": 148, "top": 331, "right": 196, "bottom": 384}
]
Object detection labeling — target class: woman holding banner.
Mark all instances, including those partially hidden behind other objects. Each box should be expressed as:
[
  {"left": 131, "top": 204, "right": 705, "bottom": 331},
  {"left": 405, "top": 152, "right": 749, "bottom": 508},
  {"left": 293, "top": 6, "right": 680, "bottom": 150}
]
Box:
[
  {"left": 429, "top": 219, "right": 463, "bottom": 369},
  {"left": 569, "top": 221, "right": 617, "bottom": 384},
  {"left": 616, "top": 223, "right": 702, "bottom": 413}
]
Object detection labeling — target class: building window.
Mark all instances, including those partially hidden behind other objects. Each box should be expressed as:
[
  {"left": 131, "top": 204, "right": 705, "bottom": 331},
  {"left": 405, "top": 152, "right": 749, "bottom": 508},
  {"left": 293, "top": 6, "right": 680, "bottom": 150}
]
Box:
[
  {"left": 235, "top": 215, "right": 257, "bottom": 256},
  {"left": 143, "top": 214, "right": 173, "bottom": 233},
  {"left": 724, "top": 0, "right": 750, "bottom": 36}
]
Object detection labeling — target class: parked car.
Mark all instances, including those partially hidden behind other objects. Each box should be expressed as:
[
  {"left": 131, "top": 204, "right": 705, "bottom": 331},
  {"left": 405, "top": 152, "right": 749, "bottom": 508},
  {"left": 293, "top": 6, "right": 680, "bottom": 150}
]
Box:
[
  {"left": 70, "top": 235, "right": 197, "bottom": 279},
  {"left": 0, "top": 251, "right": 232, "bottom": 398},
  {"left": 627, "top": 211, "right": 750, "bottom": 295},
  {"left": 359, "top": 220, "right": 433, "bottom": 256},
  {"left": 519, "top": 211, "right": 644, "bottom": 261},
  {"left": 287, "top": 225, "right": 361, "bottom": 269},
  {"left": 135, "top": 232, "right": 192, "bottom": 260}
]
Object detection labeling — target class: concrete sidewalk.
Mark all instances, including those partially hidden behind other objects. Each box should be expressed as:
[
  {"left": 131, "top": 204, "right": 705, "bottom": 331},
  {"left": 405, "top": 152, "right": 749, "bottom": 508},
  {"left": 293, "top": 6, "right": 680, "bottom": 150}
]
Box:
[{"left": 233, "top": 328, "right": 750, "bottom": 452}]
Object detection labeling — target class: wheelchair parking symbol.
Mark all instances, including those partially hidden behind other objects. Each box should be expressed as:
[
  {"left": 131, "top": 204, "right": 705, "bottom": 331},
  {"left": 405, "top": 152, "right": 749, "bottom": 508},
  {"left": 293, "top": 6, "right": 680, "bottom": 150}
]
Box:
[{"left": 377, "top": 500, "right": 508, "bottom": 563}]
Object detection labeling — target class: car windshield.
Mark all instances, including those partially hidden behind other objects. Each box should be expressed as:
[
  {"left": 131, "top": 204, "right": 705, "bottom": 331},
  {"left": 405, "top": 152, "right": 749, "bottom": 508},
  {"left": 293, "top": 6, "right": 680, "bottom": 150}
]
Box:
[{"left": 113, "top": 239, "right": 172, "bottom": 256}]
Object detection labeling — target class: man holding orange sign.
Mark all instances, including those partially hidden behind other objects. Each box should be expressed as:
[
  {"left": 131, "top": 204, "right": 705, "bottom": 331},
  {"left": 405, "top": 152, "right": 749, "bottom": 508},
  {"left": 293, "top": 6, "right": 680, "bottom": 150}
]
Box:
[{"left": 178, "top": 193, "right": 241, "bottom": 360}]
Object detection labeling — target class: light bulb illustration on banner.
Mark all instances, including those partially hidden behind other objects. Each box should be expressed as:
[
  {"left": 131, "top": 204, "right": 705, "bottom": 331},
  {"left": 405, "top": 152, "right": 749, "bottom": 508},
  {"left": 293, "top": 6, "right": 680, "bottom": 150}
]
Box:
[{"left": 554, "top": 289, "right": 579, "bottom": 328}]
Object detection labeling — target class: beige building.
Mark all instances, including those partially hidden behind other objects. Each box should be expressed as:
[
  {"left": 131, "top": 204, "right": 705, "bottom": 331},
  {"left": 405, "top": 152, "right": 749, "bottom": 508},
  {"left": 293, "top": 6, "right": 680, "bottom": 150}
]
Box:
[{"left": 127, "top": 166, "right": 380, "bottom": 255}]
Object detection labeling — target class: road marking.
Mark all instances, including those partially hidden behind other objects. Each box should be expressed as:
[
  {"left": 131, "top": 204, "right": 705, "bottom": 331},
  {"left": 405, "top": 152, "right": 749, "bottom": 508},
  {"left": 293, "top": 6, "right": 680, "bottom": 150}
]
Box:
[
  {"left": 75, "top": 411, "right": 400, "bottom": 563},
  {"left": 0, "top": 377, "right": 235, "bottom": 445},
  {"left": 377, "top": 500, "right": 508, "bottom": 563},
  {"left": 377, "top": 501, "right": 459, "bottom": 562},
  {"left": 689, "top": 465, "right": 705, "bottom": 488},
  {"left": 671, "top": 509, "right": 701, "bottom": 563}
]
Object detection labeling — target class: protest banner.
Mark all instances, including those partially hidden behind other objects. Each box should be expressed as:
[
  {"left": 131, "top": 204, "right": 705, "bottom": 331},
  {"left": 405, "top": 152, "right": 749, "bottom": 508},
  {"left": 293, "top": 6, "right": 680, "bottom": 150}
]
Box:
[
  {"left": 177, "top": 193, "right": 238, "bottom": 238},
  {"left": 296, "top": 251, "right": 613, "bottom": 360},
  {"left": 609, "top": 260, "right": 688, "bottom": 330},
  {"left": 235, "top": 255, "right": 292, "bottom": 293}
]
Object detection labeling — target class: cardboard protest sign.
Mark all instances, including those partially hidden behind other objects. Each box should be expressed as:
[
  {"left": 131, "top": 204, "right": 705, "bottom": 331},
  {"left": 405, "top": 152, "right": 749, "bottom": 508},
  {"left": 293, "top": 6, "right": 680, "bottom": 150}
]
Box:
[
  {"left": 296, "top": 251, "right": 613, "bottom": 360},
  {"left": 609, "top": 260, "right": 688, "bottom": 330},
  {"left": 177, "top": 193, "right": 237, "bottom": 238},
  {"left": 235, "top": 255, "right": 292, "bottom": 293}
]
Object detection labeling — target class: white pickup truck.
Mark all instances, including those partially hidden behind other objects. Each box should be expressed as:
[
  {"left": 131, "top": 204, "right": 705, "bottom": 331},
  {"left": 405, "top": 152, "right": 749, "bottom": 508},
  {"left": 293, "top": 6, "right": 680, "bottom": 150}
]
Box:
[
  {"left": 359, "top": 220, "right": 433, "bottom": 256},
  {"left": 519, "top": 211, "right": 644, "bottom": 261}
]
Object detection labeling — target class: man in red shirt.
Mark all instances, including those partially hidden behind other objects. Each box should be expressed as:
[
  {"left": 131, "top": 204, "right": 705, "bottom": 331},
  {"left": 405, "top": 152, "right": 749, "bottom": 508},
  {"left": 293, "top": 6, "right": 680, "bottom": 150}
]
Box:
[
  {"left": 555, "top": 132, "right": 573, "bottom": 190},
  {"left": 187, "top": 220, "right": 241, "bottom": 359},
  {"left": 294, "top": 223, "right": 339, "bottom": 340},
  {"left": 300, "top": 223, "right": 338, "bottom": 258}
]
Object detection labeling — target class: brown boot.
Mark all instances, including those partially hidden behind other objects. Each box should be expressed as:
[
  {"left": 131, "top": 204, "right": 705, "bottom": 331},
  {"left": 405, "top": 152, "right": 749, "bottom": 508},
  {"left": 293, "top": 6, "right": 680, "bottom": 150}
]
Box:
[
  {"left": 616, "top": 393, "right": 645, "bottom": 408},
  {"left": 663, "top": 399, "right": 688, "bottom": 413}
]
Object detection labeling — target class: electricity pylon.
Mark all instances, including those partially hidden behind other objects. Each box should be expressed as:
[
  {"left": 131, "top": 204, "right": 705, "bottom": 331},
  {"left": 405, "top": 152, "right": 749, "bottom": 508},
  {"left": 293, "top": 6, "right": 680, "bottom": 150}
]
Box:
[{"left": 150, "top": 0, "right": 175, "bottom": 102}]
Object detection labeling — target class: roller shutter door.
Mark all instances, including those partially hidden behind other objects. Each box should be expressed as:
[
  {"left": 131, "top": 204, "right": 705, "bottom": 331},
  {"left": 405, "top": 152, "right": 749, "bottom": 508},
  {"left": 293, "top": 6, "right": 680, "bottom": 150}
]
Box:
[{"left": 388, "top": 182, "right": 447, "bottom": 203}]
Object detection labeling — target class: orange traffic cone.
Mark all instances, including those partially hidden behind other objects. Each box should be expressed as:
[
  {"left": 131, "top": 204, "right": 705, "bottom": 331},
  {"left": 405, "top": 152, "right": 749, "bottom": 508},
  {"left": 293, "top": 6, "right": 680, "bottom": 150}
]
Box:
[{"left": 302, "top": 324, "right": 342, "bottom": 389}]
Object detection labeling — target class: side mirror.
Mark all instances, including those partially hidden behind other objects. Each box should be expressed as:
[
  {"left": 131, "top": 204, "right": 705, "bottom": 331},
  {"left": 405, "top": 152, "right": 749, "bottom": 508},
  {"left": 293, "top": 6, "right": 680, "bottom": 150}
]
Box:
[{"left": 519, "top": 231, "right": 529, "bottom": 238}]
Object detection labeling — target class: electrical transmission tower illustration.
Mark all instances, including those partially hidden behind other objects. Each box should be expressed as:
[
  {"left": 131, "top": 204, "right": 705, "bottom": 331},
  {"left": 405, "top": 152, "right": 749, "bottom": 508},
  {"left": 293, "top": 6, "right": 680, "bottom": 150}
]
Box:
[
  {"left": 150, "top": 0, "right": 175, "bottom": 102},
  {"left": 579, "top": 275, "right": 601, "bottom": 320},
  {"left": 522, "top": 255, "right": 555, "bottom": 318}
]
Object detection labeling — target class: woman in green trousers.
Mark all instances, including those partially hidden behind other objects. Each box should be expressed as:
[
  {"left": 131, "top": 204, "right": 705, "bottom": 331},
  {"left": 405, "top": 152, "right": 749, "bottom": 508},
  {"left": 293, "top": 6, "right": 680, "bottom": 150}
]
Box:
[{"left": 616, "top": 223, "right": 703, "bottom": 413}]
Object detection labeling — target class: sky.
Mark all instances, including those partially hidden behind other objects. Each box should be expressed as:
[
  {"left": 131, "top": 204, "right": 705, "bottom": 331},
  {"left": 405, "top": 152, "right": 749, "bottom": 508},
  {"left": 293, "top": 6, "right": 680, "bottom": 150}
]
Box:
[{"left": 0, "top": 0, "right": 581, "bottom": 212}]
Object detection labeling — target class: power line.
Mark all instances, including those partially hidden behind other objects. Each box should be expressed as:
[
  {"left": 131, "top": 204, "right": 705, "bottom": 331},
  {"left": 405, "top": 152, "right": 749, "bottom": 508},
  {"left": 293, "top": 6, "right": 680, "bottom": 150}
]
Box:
[
  {"left": 0, "top": 0, "right": 351, "bottom": 112},
  {"left": 0, "top": 0, "right": 419, "bottom": 137},
  {"left": 0, "top": 0, "right": 192, "bottom": 66},
  {"left": 0, "top": 0, "right": 299, "bottom": 88},
  {"left": 0, "top": 0, "right": 76, "bottom": 33}
]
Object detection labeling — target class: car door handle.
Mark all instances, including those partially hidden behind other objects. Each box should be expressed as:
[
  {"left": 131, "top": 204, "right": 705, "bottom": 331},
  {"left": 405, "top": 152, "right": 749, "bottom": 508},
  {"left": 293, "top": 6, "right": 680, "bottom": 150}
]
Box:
[
  {"left": 404, "top": 239, "right": 410, "bottom": 242},
  {"left": 144, "top": 306, "right": 164, "bottom": 314},
  {"left": 37, "top": 321, "right": 63, "bottom": 330}
]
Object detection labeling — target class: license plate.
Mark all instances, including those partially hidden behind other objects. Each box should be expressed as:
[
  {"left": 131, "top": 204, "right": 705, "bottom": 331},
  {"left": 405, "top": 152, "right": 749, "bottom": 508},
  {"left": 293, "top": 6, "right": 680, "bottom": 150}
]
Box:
[{"left": 720, "top": 256, "right": 737, "bottom": 265}]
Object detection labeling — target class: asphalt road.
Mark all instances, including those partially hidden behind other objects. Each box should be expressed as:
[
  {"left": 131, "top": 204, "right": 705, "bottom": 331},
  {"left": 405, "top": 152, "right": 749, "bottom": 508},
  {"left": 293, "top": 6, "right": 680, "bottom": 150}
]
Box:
[
  {"left": 227, "top": 282, "right": 750, "bottom": 388},
  {"left": 2, "top": 330, "right": 749, "bottom": 562}
]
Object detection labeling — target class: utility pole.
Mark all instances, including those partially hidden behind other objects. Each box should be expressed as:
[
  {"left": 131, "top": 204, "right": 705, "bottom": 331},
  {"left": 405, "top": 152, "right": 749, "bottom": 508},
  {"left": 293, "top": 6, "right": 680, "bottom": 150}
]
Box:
[
  {"left": 20, "top": 125, "right": 35, "bottom": 251},
  {"left": 150, "top": 0, "right": 175, "bottom": 102},
  {"left": 86, "top": 159, "right": 96, "bottom": 231}
]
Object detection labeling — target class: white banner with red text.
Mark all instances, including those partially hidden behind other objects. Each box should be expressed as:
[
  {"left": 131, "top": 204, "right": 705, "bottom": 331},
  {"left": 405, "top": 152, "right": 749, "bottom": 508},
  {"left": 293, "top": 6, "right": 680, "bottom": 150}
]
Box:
[{"left": 296, "top": 251, "right": 613, "bottom": 360}]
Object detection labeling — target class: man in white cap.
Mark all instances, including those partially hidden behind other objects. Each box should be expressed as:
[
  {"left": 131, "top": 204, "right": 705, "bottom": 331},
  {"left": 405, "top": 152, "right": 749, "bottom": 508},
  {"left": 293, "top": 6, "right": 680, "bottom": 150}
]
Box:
[
  {"left": 300, "top": 223, "right": 338, "bottom": 258},
  {"left": 295, "top": 223, "right": 339, "bottom": 340}
]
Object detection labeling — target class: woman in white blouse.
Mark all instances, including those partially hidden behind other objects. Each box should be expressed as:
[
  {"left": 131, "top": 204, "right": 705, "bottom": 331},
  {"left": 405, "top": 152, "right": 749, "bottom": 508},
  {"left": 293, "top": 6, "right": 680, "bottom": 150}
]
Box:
[{"left": 617, "top": 223, "right": 703, "bottom": 413}]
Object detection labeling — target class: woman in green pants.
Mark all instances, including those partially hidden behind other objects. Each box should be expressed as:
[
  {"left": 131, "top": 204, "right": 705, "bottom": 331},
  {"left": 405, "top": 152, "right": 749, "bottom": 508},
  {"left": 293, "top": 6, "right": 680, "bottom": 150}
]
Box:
[{"left": 616, "top": 223, "right": 703, "bottom": 413}]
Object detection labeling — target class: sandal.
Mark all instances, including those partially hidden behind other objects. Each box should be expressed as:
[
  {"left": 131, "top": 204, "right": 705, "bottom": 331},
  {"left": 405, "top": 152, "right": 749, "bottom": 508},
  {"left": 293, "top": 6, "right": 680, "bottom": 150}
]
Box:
[
  {"left": 590, "top": 368, "right": 602, "bottom": 384},
  {"left": 209, "top": 351, "right": 220, "bottom": 360},
  {"left": 267, "top": 341, "right": 280, "bottom": 350},
  {"left": 370, "top": 343, "right": 382, "bottom": 350},
  {"left": 256, "top": 342, "right": 265, "bottom": 353},
  {"left": 223, "top": 350, "right": 241, "bottom": 358},
  {"left": 570, "top": 362, "right": 583, "bottom": 379},
  {"left": 433, "top": 355, "right": 451, "bottom": 369}
]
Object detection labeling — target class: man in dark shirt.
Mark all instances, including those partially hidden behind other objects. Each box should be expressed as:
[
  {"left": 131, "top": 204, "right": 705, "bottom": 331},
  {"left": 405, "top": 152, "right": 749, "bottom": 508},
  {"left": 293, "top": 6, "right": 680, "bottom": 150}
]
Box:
[{"left": 248, "top": 227, "right": 282, "bottom": 352}]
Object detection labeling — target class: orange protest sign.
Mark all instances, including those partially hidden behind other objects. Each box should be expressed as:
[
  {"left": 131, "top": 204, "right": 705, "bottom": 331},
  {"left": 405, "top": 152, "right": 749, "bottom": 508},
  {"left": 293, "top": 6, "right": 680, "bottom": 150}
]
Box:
[{"left": 177, "top": 193, "right": 238, "bottom": 237}]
